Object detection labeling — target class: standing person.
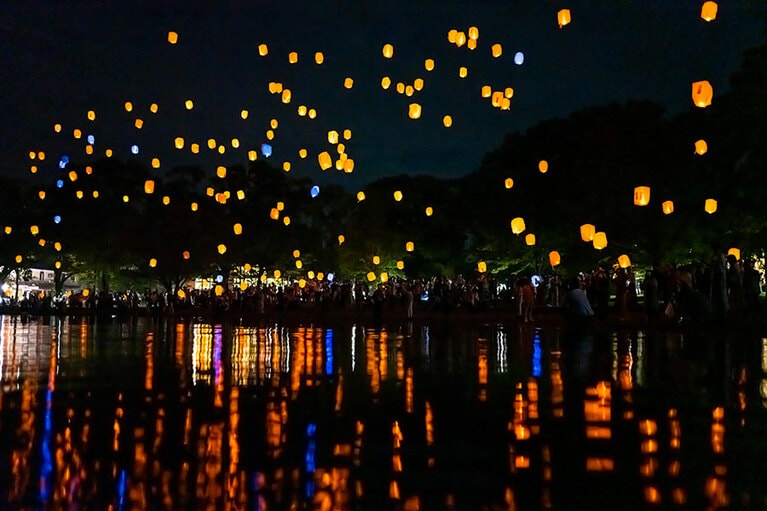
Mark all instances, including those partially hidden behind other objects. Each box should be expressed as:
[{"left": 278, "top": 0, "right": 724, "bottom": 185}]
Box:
[
  {"left": 742, "top": 259, "right": 762, "bottom": 313},
  {"left": 404, "top": 283, "right": 414, "bottom": 319},
  {"left": 613, "top": 267, "right": 630, "bottom": 321},
  {"left": 710, "top": 248, "right": 728, "bottom": 320},
  {"left": 517, "top": 277, "right": 535, "bottom": 322}
]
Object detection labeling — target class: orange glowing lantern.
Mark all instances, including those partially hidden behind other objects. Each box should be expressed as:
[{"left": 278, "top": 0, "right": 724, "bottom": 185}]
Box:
[
  {"left": 478, "top": 261, "right": 487, "bottom": 273},
  {"left": 504, "top": 178, "right": 514, "bottom": 189},
  {"left": 549, "top": 251, "right": 561, "bottom": 267},
  {"left": 511, "top": 217, "right": 526, "bottom": 234},
  {"left": 618, "top": 254, "right": 631, "bottom": 268},
  {"left": 491, "top": 43, "right": 502, "bottom": 57},
  {"left": 406, "top": 241, "right": 415, "bottom": 252},
  {"left": 408, "top": 103, "right": 422, "bottom": 119},
  {"left": 233, "top": 223, "right": 243, "bottom": 235},
  {"left": 662, "top": 200, "right": 674, "bottom": 215},
  {"left": 727, "top": 247, "right": 740, "bottom": 260},
  {"left": 144, "top": 180, "right": 155, "bottom": 194},
  {"left": 692, "top": 80, "right": 713, "bottom": 108},
  {"left": 217, "top": 244, "right": 227, "bottom": 255},
  {"left": 558, "top": 9, "right": 572, "bottom": 27},
  {"left": 592, "top": 232, "right": 608, "bottom": 250},
  {"left": 538, "top": 160, "right": 549, "bottom": 173},
  {"left": 704, "top": 198, "right": 718, "bottom": 214},
  {"left": 694, "top": 139, "right": 708, "bottom": 155},
  {"left": 700, "top": 1, "right": 718, "bottom": 21},
  {"left": 167, "top": 31, "right": 178, "bottom": 44},
  {"left": 634, "top": 186, "right": 651, "bottom": 206},
  {"left": 382, "top": 44, "right": 394, "bottom": 58},
  {"left": 525, "top": 233, "right": 536, "bottom": 246}
]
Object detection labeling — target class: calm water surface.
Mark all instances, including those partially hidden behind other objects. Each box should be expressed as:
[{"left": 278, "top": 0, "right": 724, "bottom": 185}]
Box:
[{"left": 0, "top": 315, "right": 766, "bottom": 510}]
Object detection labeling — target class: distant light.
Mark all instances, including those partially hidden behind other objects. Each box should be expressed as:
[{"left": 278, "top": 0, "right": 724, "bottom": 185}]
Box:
[
  {"left": 131, "top": 145, "right": 139, "bottom": 154},
  {"left": 58, "top": 155, "right": 69, "bottom": 169},
  {"left": 56, "top": 180, "right": 64, "bottom": 188},
  {"left": 261, "top": 143, "right": 272, "bottom": 157},
  {"left": 514, "top": 52, "right": 524, "bottom": 65},
  {"left": 215, "top": 274, "right": 224, "bottom": 283},
  {"left": 310, "top": 185, "right": 320, "bottom": 198},
  {"left": 327, "top": 273, "right": 334, "bottom": 282},
  {"left": 53, "top": 215, "right": 61, "bottom": 224}
]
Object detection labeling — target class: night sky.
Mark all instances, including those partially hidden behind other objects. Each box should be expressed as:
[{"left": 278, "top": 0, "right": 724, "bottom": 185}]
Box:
[{"left": 2, "top": 1, "right": 766, "bottom": 190}]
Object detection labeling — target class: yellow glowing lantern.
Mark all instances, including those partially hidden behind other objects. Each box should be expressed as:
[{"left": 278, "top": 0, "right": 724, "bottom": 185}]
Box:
[
  {"left": 68, "top": 170, "right": 78, "bottom": 182},
  {"left": 728, "top": 247, "right": 740, "bottom": 260},
  {"left": 459, "top": 66, "right": 468, "bottom": 78},
  {"left": 425, "top": 206, "right": 433, "bottom": 216},
  {"left": 694, "top": 139, "right": 708, "bottom": 155},
  {"left": 592, "top": 232, "right": 608, "bottom": 250},
  {"left": 38, "top": 191, "right": 46, "bottom": 200},
  {"left": 214, "top": 285, "right": 224, "bottom": 296},
  {"left": 281, "top": 89, "right": 291, "bottom": 103},
  {"left": 231, "top": 138, "right": 239, "bottom": 148},
  {"left": 288, "top": 51, "right": 298, "bottom": 64},
  {"left": 448, "top": 29, "right": 457, "bottom": 43},
  {"left": 151, "top": 157, "right": 160, "bottom": 169},
  {"left": 443, "top": 115, "right": 453, "bottom": 127},
  {"left": 177, "top": 289, "right": 186, "bottom": 299},
  {"left": 549, "top": 251, "right": 561, "bottom": 267},
  {"left": 478, "top": 261, "right": 487, "bottom": 273},
  {"left": 367, "top": 271, "right": 377, "bottom": 282},
  {"left": 144, "top": 180, "right": 155, "bottom": 194},
  {"left": 55, "top": 261, "right": 61, "bottom": 269},
  {"left": 92, "top": 190, "right": 99, "bottom": 199},
  {"left": 149, "top": 103, "right": 158, "bottom": 113},
  {"left": 382, "top": 43, "right": 394, "bottom": 58},
  {"left": 122, "top": 195, "right": 129, "bottom": 203},
  {"left": 491, "top": 91, "right": 504, "bottom": 107},
  {"left": 396, "top": 260, "right": 405, "bottom": 270},
  {"left": 54, "top": 242, "right": 61, "bottom": 251},
  {"left": 380, "top": 272, "right": 389, "bottom": 283},
  {"left": 240, "top": 109, "right": 248, "bottom": 119},
  {"left": 295, "top": 260, "right": 303, "bottom": 269},
  {"left": 217, "top": 244, "right": 227, "bottom": 255},
  {"left": 343, "top": 128, "right": 352, "bottom": 140},
  {"left": 277, "top": 201, "right": 284, "bottom": 211},
  {"left": 558, "top": 9, "right": 571, "bottom": 27},
  {"left": 634, "top": 186, "right": 651, "bottom": 206},
  {"left": 701, "top": 1, "right": 718, "bottom": 21},
  {"left": 504, "top": 177, "right": 514, "bottom": 189},
  {"left": 14, "top": 254, "right": 22, "bottom": 264},
  {"left": 408, "top": 103, "right": 422, "bottom": 119},
  {"left": 505, "top": 87, "right": 514, "bottom": 98},
  {"left": 618, "top": 254, "right": 631, "bottom": 268},
  {"left": 344, "top": 77, "right": 354, "bottom": 89},
  {"left": 274, "top": 269, "right": 281, "bottom": 279},
  {"left": 87, "top": 110, "right": 96, "bottom": 121},
  {"left": 134, "top": 119, "right": 143, "bottom": 129},
  {"left": 216, "top": 166, "right": 227, "bottom": 178},
  {"left": 30, "top": 225, "right": 39, "bottom": 236},
  {"left": 538, "top": 160, "right": 549, "bottom": 173},
  {"left": 662, "top": 200, "right": 674, "bottom": 215},
  {"left": 424, "top": 58, "right": 435, "bottom": 71},
  {"left": 205, "top": 187, "right": 214, "bottom": 197},
  {"left": 406, "top": 241, "right": 415, "bottom": 252},
  {"left": 233, "top": 223, "right": 243, "bottom": 235},
  {"left": 406, "top": 84, "right": 415, "bottom": 96},
  {"left": 510, "top": 217, "right": 526, "bottom": 234},
  {"left": 455, "top": 31, "right": 466, "bottom": 46},
  {"left": 3, "top": 227, "right": 11, "bottom": 234},
  {"left": 81, "top": 289, "right": 90, "bottom": 297},
  {"left": 162, "top": 195, "right": 170, "bottom": 205},
  {"left": 414, "top": 78, "right": 424, "bottom": 91},
  {"left": 525, "top": 233, "right": 536, "bottom": 246},
  {"left": 167, "top": 31, "right": 178, "bottom": 44},
  {"left": 491, "top": 43, "right": 502, "bottom": 57},
  {"left": 381, "top": 76, "right": 391, "bottom": 89},
  {"left": 328, "top": 130, "right": 339, "bottom": 144},
  {"left": 207, "top": 138, "right": 217, "bottom": 150},
  {"left": 580, "top": 223, "right": 595, "bottom": 242},
  {"left": 315, "top": 51, "right": 324, "bottom": 64},
  {"left": 468, "top": 26, "right": 479, "bottom": 40},
  {"left": 372, "top": 255, "right": 380, "bottom": 265},
  {"left": 185, "top": 99, "right": 193, "bottom": 110},
  {"left": 704, "top": 198, "right": 718, "bottom": 214},
  {"left": 124, "top": 101, "right": 133, "bottom": 112},
  {"left": 236, "top": 190, "right": 245, "bottom": 200},
  {"left": 190, "top": 202, "right": 198, "bottom": 212},
  {"left": 298, "top": 148, "right": 308, "bottom": 159},
  {"left": 338, "top": 234, "right": 345, "bottom": 245},
  {"left": 75, "top": 190, "right": 84, "bottom": 199},
  {"left": 692, "top": 80, "right": 713, "bottom": 108},
  {"left": 149, "top": 258, "right": 157, "bottom": 268},
  {"left": 248, "top": 149, "right": 257, "bottom": 161},
  {"left": 192, "top": 143, "right": 200, "bottom": 154},
  {"left": 318, "top": 151, "right": 332, "bottom": 170},
  {"left": 283, "top": 216, "right": 291, "bottom": 226},
  {"left": 292, "top": 249, "right": 301, "bottom": 259},
  {"left": 30, "top": 165, "right": 38, "bottom": 174},
  {"left": 481, "top": 85, "right": 492, "bottom": 98},
  {"left": 258, "top": 43, "right": 268, "bottom": 56},
  {"left": 393, "top": 190, "right": 403, "bottom": 202}
]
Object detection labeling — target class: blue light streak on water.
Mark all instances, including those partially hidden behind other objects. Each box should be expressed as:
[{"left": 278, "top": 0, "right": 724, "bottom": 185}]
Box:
[
  {"left": 305, "top": 423, "right": 317, "bottom": 497},
  {"left": 325, "top": 329, "right": 333, "bottom": 376},
  {"left": 532, "top": 328, "right": 542, "bottom": 378},
  {"left": 117, "top": 469, "right": 127, "bottom": 510},
  {"left": 38, "top": 388, "right": 54, "bottom": 508}
]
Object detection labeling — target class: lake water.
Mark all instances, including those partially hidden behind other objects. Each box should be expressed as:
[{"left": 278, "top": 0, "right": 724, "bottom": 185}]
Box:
[{"left": 0, "top": 315, "right": 766, "bottom": 510}]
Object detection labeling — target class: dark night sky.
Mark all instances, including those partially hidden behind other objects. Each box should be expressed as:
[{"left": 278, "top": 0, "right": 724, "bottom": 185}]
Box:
[{"left": 1, "top": 0, "right": 766, "bottom": 190}]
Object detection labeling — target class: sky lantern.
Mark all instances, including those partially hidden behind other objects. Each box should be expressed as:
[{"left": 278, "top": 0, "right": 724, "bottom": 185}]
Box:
[
  {"left": 281, "top": 89, "right": 292, "bottom": 103},
  {"left": 405, "top": 84, "right": 414, "bottom": 96},
  {"left": 393, "top": 190, "right": 403, "bottom": 202},
  {"left": 504, "top": 177, "right": 514, "bottom": 189},
  {"left": 343, "top": 158, "right": 355, "bottom": 173},
  {"left": 295, "top": 260, "right": 303, "bottom": 269},
  {"left": 491, "top": 43, "right": 502, "bottom": 57},
  {"left": 592, "top": 232, "right": 608, "bottom": 250},
  {"left": 299, "top": 148, "right": 308, "bottom": 158},
  {"left": 380, "top": 272, "right": 389, "bottom": 283},
  {"left": 68, "top": 170, "right": 78, "bottom": 182},
  {"left": 558, "top": 9, "right": 572, "bottom": 28},
  {"left": 705, "top": 198, "right": 718, "bottom": 214},
  {"left": 343, "top": 129, "right": 352, "bottom": 140},
  {"left": 4, "top": 227, "right": 11, "bottom": 234},
  {"left": 692, "top": 80, "right": 713, "bottom": 107},
  {"left": 468, "top": 26, "right": 479, "bottom": 40},
  {"left": 477, "top": 261, "right": 487, "bottom": 273},
  {"left": 514, "top": 52, "right": 524, "bottom": 65},
  {"left": 38, "top": 191, "right": 46, "bottom": 200},
  {"left": 217, "top": 244, "right": 227, "bottom": 255},
  {"left": 425, "top": 58, "right": 435, "bottom": 71},
  {"left": 538, "top": 160, "right": 549, "bottom": 173},
  {"left": 87, "top": 110, "right": 96, "bottom": 121},
  {"left": 258, "top": 43, "right": 268, "bottom": 56},
  {"left": 283, "top": 216, "right": 291, "bottom": 226},
  {"left": 151, "top": 158, "right": 160, "bottom": 169},
  {"left": 134, "top": 119, "right": 143, "bottom": 129},
  {"left": 183, "top": 250, "right": 191, "bottom": 260},
  {"left": 425, "top": 206, "right": 433, "bottom": 216},
  {"left": 662, "top": 200, "right": 674, "bottom": 214},
  {"left": 338, "top": 234, "right": 345, "bottom": 245},
  {"left": 288, "top": 51, "right": 298, "bottom": 63},
  {"left": 149, "top": 103, "right": 158, "bottom": 113},
  {"left": 344, "top": 77, "right": 354, "bottom": 88},
  {"left": 30, "top": 225, "right": 39, "bottom": 236},
  {"left": 308, "top": 108, "right": 317, "bottom": 118},
  {"left": 581, "top": 224, "right": 596, "bottom": 243},
  {"left": 167, "top": 31, "right": 178, "bottom": 44},
  {"left": 372, "top": 255, "right": 381, "bottom": 265},
  {"left": 162, "top": 195, "right": 170, "bottom": 205},
  {"left": 382, "top": 43, "right": 394, "bottom": 58},
  {"left": 75, "top": 190, "right": 84, "bottom": 199},
  {"left": 728, "top": 247, "right": 740, "bottom": 260},
  {"left": 694, "top": 139, "right": 708, "bottom": 155},
  {"left": 268, "top": 82, "right": 283, "bottom": 94},
  {"left": 124, "top": 101, "right": 133, "bottom": 112},
  {"left": 236, "top": 190, "right": 245, "bottom": 200},
  {"left": 618, "top": 254, "right": 632, "bottom": 268},
  {"left": 504, "top": 87, "right": 514, "bottom": 99},
  {"left": 144, "top": 180, "right": 155, "bottom": 194},
  {"left": 634, "top": 186, "right": 651, "bottom": 206},
  {"left": 413, "top": 78, "right": 424, "bottom": 91},
  {"left": 73, "top": 129, "right": 82, "bottom": 139},
  {"left": 367, "top": 271, "right": 376, "bottom": 282},
  {"left": 185, "top": 99, "right": 194, "bottom": 110},
  {"left": 459, "top": 66, "right": 468, "bottom": 78},
  {"left": 549, "top": 251, "right": 561, "bottom": 267},
  {"left": 443, "top": 115, "right": 453, "bottom": 127},
  {"left": 408, "top": 103, "right": 422, "bottom": 119},
  {"left": 447, "top": 29, "right": 457, "bottom": 43},
  {"left": 274, "top": 269, "right": 282, "bottom": 279},
  {"left": 54, "top": 123, "right": 62, "bottom": 132},
  {"left": 315, "top": 51, "right": 324, "bottom": 64},
  {"left": 328, "top": 130, "right": 339, "bottom": 144},
  {"left": 511, "top": 217, "right": 526, "bottom": 234},
  {"left": 270, "top": 208, "right": 279, "bottom": 220},
  {"left": 318, "top": 151, "right": 332, "bottom": 170},
  {"left": 701, "top": 1, "right": 718, "bottom": 21},
  {"left": 216, "top": 166, "right": 227, "bottom": 178},
  {"left": 149, "top": 258, "right": 157, "bottom": 267},
  {"left": 381, "top": 76, "right": 392, "bottom": 89},
  {"left": 356, "top": 191, "right": 366, "bottom": 202},
  {"left": 525, "top": 233, "right": 536, "bottom": 246},
  {"left": 491, "top": 91, "right": 504, "bottom": 107},
  {"left": 174, "top": 137, "right": 184, "bottom": 149},
  {"left": 233, "top": 223, "right": 243, "bottom": 235},
  {"left": 240, "top": 109, "right": 248, "bottom": 119},
  {"left": 396, "top": 260, "right": 405, "bottom": 270},
  {"left": 406, "top": 241, "right": 415, "bottom": 252}
]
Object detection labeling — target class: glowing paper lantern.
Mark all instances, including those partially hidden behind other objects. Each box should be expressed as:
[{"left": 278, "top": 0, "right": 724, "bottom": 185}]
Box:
[
  {"left": 481, "top": 85, "right": 491, "bottom": 98},
  {"left": 217, "top": 244, "right": 227, "bottom": 255},
  {"left": 443, "top": 115, "right": 453, "bottom": 127},
  {"left": 459, "top": 67, "right": 468, "bottom": 78},
  {"left": 592, "top": 232, "right": 608, "bottom": 250},
  {"left": 233, "top": 223, "right": 243, "bottom": 235},
  {"left": 144, "top": 180, "right": 155, "bottom": 194},
  {"left": 344, "top": 77, "right": 354, "bottom": 89},
  {"left": 728, "top": 247, "right": 740, "bottom": 260},
  {"left": 396, "top": 260, "right": 405, "bottom": 270},
  {"left": 288, "top": 51, "right": 298, "bottom": 64},
  {"left": 701, "top": 1, "right": 718, "bottom": 21},
  {"left": 367, "top": 272, "right": 376, "bottom": 282},
  {"left": 549, "top": 251, "right": 561, "bottom": 267},
  {"left": 455, "top": 31, "right": 466, "bottom": 47},
  {"left": 318, "top": 151, "right": 332, "bottom": 170},
  {"left": 580, "top": 224, "right": 595, "bottom": 242},
  {"left": 185, "top": 99, "right": 194, "bottom": 110},
  {"left": 406, "top": 241, "right": 415, "bottom": 252},
  {"left": 382, "top": 44, "right": 394, "bottom": 58},
  {"left": 408, "top": 103, "right": 422, "bottom": 119},
  {"left": 504, "top": 178, "right": 514, "bottom": 189},
  {"left": 525, "top": 233, "right": 536, "bottom": 246},
  {"left": 448, "top": 29, "right": 457, "bottom": 43},
  {"left": 149, "top": 103, "right": 158, "bottom": 113},
  {"left": 393, "top": 190, "right": 403, "bottom": 202},
  {"left": 704, "top": 198, "right": 718, "bottom": 214},
  {"left": 424, "top": 58, "right": 435, "bottom": 71},
  {"left": 151, "top": 157, "right": 160, "bottom": 169},
  {"left": 694, "top": 139, "right": 708, "bottom": 155},
  {"left": 413, "top": 78, "right": 424, "bottom": 91},
  {"left": 505, "top": 87, "right": 515, "bottom": 98},
  {"left": 328, "top": 130, "right": 339, "bottom": 144},
  {"left": 295, "top": 260, "right": 303, "bottom": 269},
  {"left": 283, "top": 216, "right": 291, "bottom": 226},
  {"left": 167, "top": 31, "right": 178, "bottom": 44},
  {"left": 30, "top": 225, "right": 39, "bottom": 236},
  {"left": 87, "top": 110, "right": 96, "bottom": 121},
  {"left": 538, "top": 160, "right": 549, "bottom": 173},
  {"left": 281, "top": 89, "right": 292, "bottom": 103},
  {"left": 310, "top": 185, "right": 320, "bottom": 198},
  {"left": 425, "top": 206, "right": 433, "bottom": 216},
  {"left": 662, "top": 200, "right": 674, "bottom": 215},
  {"left": 491, "top": 91, "right": 504, "bottom": 107},
  {"left": 338, "top": 234, "right": 345, "bottom": 245},
  {"left": 372, "top": 255, "right": 380, "bottom": 265},
  {"left": 468, "top": 26, "right": 479, "bottom": 40},
  {"left": 314, "top": 51, "right": 324, "bottom": 64},
  {"left": 162, "top": 195, "right": 170, "bottom": 205},
  {"left": 514, "top": 52, "right": 524, "bottom": 65},
  {"left": 216, "top": 166, "right": 227, "bottom": 178},
  {"left": 477, "top": 261, "right": 487, "bottom": 273},
  {"left": 124, "top": 101, "right": 133, "bottom": 112},
  {"left": 183, "top": 250, "right": 191, "bottom": 260},
  {"left": 343, "top": 129, "right": 352, "bottom": 140},
  {"left": 261, "top": 143, "right": 272, "bottom": 157},
  {"left": 618, "top": 254, "right": 631, "bottom": 268},
  {"left": 258, "top": 43, "right": 268, "bottom": 56},
  {"left": 147, "top": 258, "right": 158, "bottom": 268},
  {"left": 558, "top": 9, "right": 571, "bottom": 28},
  {"left": 343, "top": 159, "right": 355, "bottom": 173},
  {"left": 692, "top": 80, "right": 713, "bottom": 108},
  {"left": 491, "top": 43, "right": 502, "bottom": 57},
  {"left": 381, "top": 76, "right": 392, "bottom": 89},
  {"left": 511, "top": 217, "right": 526, "bottom": 234},
  {"left": 634, "top": 186, "right": 651, "bottom": 206}
]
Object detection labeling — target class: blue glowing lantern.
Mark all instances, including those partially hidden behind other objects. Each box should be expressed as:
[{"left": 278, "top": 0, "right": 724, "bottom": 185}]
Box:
[
  {"left": 514, "top": 52, "right": 524, "bottom": 65},
  {"left": 310, "top": 185, "right": 320, "bottom": 198},
  {"left": 131, "top": 145, "right": 139, "bottom": 155},
  {"left": 215, "top": 274, "right": 224, "bottom": 283},
  {"left": 87, "top": 134, "right": 95, "bottom": 145},
  {"left": 327, "top": 272, "right": 335, "bottom": 282},
  {"left": 261, "top": 143, "right": 272, "bottom": 158},
  {"left": 56, "top": 180, "right": 64, "bottom": 189},
  {"left": 58, "top": 155, "right": 70, "bottom": 169},
  {"left": 53, "top": 215, "right": 61, "bottom": 224}
]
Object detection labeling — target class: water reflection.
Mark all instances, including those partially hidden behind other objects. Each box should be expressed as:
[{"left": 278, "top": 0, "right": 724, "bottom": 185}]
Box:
[{"left": 0, "top": 316, "right": 766, "bottom": 510}]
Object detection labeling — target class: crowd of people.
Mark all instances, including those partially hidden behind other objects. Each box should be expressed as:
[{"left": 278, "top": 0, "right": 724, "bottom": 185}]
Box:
[{"left": 2, "top": 253, "right": 763, "bottom": 325}]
